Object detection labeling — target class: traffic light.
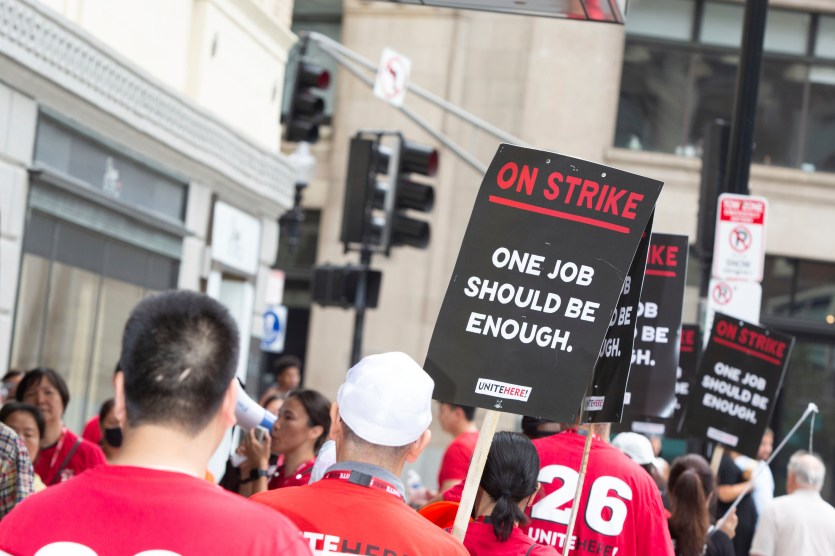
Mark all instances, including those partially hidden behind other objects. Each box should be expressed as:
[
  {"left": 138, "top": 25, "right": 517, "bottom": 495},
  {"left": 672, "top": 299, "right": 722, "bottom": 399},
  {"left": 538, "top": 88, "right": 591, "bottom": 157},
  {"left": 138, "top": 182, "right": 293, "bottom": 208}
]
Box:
[
  {"left": 339, "top": 131, "right": 438, "bottom": 254},
  {"left": 311, "top": 265, "right": 382, "bottom": 309},
  {"left": 389, "top": 139, "right": 437, "bottom": 249},
  {"left": 284, "top": 58, "right": 330, "bottom": 143},
  {"left": 340, "top": 135, "right": 392, "bottom": 248}
]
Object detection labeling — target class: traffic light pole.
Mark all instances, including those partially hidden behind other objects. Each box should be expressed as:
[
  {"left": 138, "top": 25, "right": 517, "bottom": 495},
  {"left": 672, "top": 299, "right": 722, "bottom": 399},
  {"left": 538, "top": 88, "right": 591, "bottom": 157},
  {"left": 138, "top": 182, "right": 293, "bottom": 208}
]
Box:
[{"left": 350, "top": 245, "right": 373, "bottom": 366}]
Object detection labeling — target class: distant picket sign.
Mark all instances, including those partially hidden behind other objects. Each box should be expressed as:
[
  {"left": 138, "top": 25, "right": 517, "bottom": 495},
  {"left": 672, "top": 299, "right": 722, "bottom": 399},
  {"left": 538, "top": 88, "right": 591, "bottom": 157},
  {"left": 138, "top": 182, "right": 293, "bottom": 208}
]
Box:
[
  {"left": 425, "top": 143, "right": 663, "bottom": 422},
  {"left": 683, "top": 313, "right": 794, "bottom": 458}
]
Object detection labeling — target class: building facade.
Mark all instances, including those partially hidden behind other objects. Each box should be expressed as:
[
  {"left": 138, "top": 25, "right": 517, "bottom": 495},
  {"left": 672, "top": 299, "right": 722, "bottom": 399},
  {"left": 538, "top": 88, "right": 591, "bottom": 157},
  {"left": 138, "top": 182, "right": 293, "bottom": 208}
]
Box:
[{"left": 0, "top": 0, "right": 298, "bottom": 467}]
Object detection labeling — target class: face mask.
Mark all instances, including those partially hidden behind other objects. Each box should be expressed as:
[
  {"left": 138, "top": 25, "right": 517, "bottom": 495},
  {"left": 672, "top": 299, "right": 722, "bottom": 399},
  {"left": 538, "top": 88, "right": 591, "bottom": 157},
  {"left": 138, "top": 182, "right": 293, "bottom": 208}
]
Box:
[{"left": 104, "top": 427, "right": 123, "bottom": 448}]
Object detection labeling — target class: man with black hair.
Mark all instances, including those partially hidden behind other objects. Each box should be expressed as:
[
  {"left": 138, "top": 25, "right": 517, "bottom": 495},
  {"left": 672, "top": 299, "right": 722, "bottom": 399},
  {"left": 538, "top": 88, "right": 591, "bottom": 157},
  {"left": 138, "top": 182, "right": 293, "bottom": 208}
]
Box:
[
  {"left": 260, "top": 354, "right": 302, "bottom": 405},
  {"left": 437, "top": 402, "right": 479, "bottom": 493},
  {"left": 253, "top": 352, "right": 468, "bottom": 555},
  {"left": 0, "top": 290, "right": 310, "bottom": 555}
]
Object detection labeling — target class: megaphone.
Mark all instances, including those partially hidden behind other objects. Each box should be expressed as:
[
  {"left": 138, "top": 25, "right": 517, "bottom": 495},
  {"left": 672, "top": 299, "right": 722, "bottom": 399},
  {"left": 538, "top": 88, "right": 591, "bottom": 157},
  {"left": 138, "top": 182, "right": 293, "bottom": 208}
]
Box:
[{"left": 235, "top": 380, "right": 277, "bottom": 431}]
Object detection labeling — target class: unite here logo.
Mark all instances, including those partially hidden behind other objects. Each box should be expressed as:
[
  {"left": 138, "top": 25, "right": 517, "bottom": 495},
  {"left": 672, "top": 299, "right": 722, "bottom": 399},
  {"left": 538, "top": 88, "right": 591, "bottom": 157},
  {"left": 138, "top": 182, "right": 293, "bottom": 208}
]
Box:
[{"left": 475, "top": 378, "right": 532, "bottom": 402}]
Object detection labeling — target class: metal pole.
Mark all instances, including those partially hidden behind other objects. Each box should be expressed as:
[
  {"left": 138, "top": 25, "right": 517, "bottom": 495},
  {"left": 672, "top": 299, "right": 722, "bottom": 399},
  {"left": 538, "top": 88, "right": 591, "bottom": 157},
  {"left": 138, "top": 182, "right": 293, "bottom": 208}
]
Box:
[
  {"left": 350, "top": 246, "right": 372, "bottom": 366},
  {"left": 724, "top": 0, "right": 768, "bottom": 195}
]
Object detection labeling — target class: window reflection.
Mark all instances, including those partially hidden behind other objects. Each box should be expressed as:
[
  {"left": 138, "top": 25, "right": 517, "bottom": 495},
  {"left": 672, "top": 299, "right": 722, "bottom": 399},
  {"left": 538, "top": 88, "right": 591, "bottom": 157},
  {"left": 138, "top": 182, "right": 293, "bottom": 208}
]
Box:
[
  {"left": 10, "top": 212, "right": 179, "bottom": 431},
  {"left": 771, "top": 341, "right": 835, "bottom": 502},
  {"left": 753, "top": 61, "right": 806, "bottom": 168},
  {"left": 615, "top": 44, "right": 691, "bottom": 153},
  {"left": 804, "top": 67, "right": 835, "bottom": 173}
]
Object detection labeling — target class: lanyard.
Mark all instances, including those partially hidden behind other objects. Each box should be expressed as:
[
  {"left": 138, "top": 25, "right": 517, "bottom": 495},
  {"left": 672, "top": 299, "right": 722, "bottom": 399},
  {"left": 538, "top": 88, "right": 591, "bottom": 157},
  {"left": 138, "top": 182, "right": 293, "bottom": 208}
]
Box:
[
  {"left": 47, "top": 427, "right": 68, "bottom": 477},
  {"left": 323, "top": 470, "right": 404, "bottom": 502}
]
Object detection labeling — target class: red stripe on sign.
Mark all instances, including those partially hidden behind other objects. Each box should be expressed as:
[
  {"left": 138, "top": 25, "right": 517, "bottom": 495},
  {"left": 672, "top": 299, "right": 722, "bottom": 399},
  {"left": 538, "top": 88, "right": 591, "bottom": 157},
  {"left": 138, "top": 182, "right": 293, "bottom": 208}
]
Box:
[
  {"left": 713, "top": 336, "right": 782, "bottom": 366},
  {"left": 488, "top": 196, "right": 631, "bottom": 234},
  {"left": 646, "top": 269, "right": 676, "bottom": 277},
  {"left": 680, "top": 346, "right": 694, "bottom": 353}
]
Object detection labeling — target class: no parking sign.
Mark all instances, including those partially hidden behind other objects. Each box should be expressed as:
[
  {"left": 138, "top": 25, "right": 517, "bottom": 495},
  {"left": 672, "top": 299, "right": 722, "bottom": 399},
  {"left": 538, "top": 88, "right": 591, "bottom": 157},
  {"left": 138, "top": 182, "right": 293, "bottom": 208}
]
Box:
[{"left": 712, "top": 194, "right": 767, "bottom": 281}]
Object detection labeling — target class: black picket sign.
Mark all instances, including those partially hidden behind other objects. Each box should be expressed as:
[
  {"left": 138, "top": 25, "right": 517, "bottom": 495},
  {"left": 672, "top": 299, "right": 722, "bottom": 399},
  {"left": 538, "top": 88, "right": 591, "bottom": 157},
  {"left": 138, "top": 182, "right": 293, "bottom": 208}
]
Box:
[
  {"left": 623, "top": 233, "right": 689, "bottom": 425},
  {"left": 424, "top": 144, "right": 663, "bottom": 422},
  {"left": 683, "top": 313, "right": 795, "bottom": 458},
  {"left": 583, "top": 220, "right": 652, "bottom": 423},
  {"left": 673, "top": 324, "right": 701, "bottom": 436}
]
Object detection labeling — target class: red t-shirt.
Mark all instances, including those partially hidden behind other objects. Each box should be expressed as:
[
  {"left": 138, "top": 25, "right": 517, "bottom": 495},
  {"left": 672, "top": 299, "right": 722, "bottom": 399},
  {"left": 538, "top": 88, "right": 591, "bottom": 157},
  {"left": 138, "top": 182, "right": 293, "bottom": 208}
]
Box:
[
  {"left": 268, "top": 458, "right": 315, "bottom": 490},
  {"left": 82, "top": 416, "right": 102, "bottom": 446},
  {"left": 35, "top": 427, "right": 106, "bottom": 485},
  {"left": 465, "top": 520, "right": 560, "bottom": 555},
  {"left": 528, "top": 430, "right": 674, "bottom": 556},
  {"left": 438, "top": 430, "right": 478, "bottom": 487},
  {"left": 253, "top": 474, "right": 469, "bottom": 555},
  {"left": 0, "top": 465, "right": 311, "bottom": 555}
]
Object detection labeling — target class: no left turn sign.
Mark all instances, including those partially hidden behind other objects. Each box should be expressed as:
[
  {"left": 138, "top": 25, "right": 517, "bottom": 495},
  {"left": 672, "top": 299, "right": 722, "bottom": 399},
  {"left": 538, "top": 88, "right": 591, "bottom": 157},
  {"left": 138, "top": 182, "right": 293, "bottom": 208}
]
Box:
[{"left": 374, "top": 48, "right": 411, "bottom": 107}]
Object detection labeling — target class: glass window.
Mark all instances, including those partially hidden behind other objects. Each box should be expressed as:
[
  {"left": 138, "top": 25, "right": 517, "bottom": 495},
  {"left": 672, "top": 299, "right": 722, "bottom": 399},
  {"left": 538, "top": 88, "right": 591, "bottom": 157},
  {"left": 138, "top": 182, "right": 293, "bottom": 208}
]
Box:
[
  {"left": 615, "top": 43, "right": 692, "bottom": 153},
  {"left": 85, "top": 278, "right": 146, "bottom": 423},
  {"left": 10, "top": 254, "right": 51, "bottom": 369},
  {"left": 11, "top": 211, "right": 180, "bottom": 431},
  {"left": 699, "top": 2, "right": 744, "bottom": 48},
  {"left": 34, "top": 116, "right": 188, "bottom": 222},
  {"left": 794, "top": 260, "right": 835, "bottom": 323},
  {"left": 39, "top": 261, "right": 101, "bottom": 430},
  {"left": 752, "top": 60, "right": 807, "bottom": 168},
  {"left": 685, "top": 52, "right": 738, "bottom": 146},
  {"left": 764, "top": 10, "right": 810, "bottom": 55},
  {"left": 815, "top": 16, "right": 835, "bottom": 59},
  {"left": 762, "top": 256, "right": 797, "bottom": 317},
  {"left": 803, "top": 67, "right": 835, "bottom": 173},
  {"left": 771, "top": 340, "right": 835, "bottom": 503},
  {"left": 625, "top": 0, "right": 694, "bottom": 41}
]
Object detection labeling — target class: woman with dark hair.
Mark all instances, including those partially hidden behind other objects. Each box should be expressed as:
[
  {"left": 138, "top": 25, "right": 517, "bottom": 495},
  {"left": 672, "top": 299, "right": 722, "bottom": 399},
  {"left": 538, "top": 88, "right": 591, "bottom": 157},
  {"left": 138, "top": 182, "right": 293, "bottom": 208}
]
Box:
[
  {"left": 668, "top": 454, "right": 737, "bottom": 556},
  {"left": 97, "top": 399, "right": 122, "bottom": 461},
  {"left": 464, "top": 432, "right": 558, "bottom": 555},
  {"left": 240, "top": 389, "right": 331, "bottom": 496},
  {"left": 0, "top": 402, "right": 46, "bottom": 491},
  {"left": 16, "top": 368, "right": 106, "bottom": 485}
]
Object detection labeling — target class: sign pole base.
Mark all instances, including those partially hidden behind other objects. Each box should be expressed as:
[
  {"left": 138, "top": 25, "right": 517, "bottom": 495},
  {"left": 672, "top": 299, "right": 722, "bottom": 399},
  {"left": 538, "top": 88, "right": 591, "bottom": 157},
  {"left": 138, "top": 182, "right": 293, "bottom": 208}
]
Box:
[{"left": 452, "top": 409, "right": 501, "bottom": 542}]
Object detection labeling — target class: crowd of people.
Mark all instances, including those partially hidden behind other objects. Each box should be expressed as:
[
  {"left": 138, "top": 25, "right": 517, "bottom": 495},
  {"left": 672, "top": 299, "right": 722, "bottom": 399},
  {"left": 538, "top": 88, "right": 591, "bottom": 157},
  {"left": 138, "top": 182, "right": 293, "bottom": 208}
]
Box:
[{"left": 0, "top": 289, "right": 833, "bottom": 555}]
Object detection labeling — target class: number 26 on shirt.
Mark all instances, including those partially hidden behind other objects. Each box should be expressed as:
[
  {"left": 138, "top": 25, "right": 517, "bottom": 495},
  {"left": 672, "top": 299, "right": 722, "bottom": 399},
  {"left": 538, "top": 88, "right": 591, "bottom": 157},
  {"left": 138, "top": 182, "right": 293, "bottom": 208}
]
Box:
[{"left": 531, "top": 465, "right": 632, "bottom": 536}]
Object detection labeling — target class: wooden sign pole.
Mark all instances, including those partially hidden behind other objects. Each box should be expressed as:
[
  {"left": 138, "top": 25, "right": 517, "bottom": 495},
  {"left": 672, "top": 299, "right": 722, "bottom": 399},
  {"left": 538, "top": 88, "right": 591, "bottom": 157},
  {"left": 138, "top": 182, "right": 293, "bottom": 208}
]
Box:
[
  {"left": 561, "top": 424, "right": 595, "bottom": 556},
  {"left": 710, "top": 444, "right": 725, "bottom": 476},
  {"left": 452, "top": 409, "right": 501, "bottom": 542}
]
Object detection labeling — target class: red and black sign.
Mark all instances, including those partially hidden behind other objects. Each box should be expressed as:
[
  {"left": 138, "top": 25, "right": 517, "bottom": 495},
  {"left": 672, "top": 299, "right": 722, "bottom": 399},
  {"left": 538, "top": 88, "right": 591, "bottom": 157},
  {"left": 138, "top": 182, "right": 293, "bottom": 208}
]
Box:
[
  {"left": 672, "top": 324, "right": 701, "bottom": 436},
  {"left": 584, "top": 222, "right": 651, "bottom": 423},
  {"left": 682, "top": 313, "right": 794, "bottom": 458},
  {"left": 622, "top": 234, "right": 689, "bottom": 424},
  {"left": 424, "top": 144, "right": 662, "bottom": 422}
]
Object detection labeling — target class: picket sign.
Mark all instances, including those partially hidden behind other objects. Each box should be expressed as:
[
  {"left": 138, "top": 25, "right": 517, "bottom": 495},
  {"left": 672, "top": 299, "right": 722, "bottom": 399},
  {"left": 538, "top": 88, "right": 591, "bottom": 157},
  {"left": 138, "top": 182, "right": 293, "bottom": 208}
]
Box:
[
  {"left": 562, "top": 425, "right": 596, "bottom": 556},
  {"left": 452, "top": 410, "right": 502, "bottom": 541}
]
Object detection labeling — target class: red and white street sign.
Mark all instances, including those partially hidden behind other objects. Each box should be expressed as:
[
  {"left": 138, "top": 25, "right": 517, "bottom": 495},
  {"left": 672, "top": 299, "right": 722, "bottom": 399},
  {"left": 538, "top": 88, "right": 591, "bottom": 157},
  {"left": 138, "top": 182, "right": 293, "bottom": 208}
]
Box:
[
  {"left": 703, "top": 278, "right": 762, "bottom": 346},
  {"left": 373, "top": 48, "right": 411, "bottom": 107},
  {"left": 712, "top": 193, "right": 768, "bottom": 282}
]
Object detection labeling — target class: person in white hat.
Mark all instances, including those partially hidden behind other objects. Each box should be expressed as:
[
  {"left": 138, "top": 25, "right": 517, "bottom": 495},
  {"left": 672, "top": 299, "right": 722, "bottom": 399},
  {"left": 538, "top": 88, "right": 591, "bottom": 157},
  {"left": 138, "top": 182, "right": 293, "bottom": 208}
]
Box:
[{"left": 252, "top": 352, "right": 469, "bottom": 555}]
